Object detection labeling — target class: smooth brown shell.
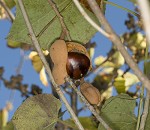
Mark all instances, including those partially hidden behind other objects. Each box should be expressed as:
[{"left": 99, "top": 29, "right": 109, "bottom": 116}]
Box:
[
  {"left": 66, "top": 42, "right": 92, "bottom": 70},
  {"left": 66, "top": 52, "right": 90, "bottom": 79},
  {"left": 80, "top": 82, "right": 101, "bottom": 105}
]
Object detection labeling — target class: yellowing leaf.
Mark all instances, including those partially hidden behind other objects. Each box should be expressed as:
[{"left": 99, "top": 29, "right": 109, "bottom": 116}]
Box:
[
  {"left": 0, "top": 4, "right": 6, "bottom": 19},
  {"left": 94, "top": 52, "right": 124, "bottom": 68},
  {"left": 124, "top": 32, "right": 146, "bottom": 52},
  {"left": 0, "top": 0, "right": 15, "bottom": 20},
  {"left": 43, "top": 50, "right": 49, "bottom": 56},
  {"left": 29, "top": 51, "right": 38, "bottom": 59},
  {"left": 7, "top": 40, "right": 22, "bottom": 48},
  {"left": 118, "top": 69, "right": 139, "bottom": 91},
  {"left": 101, "top": 87, "right": 113, "bottom": 100},
  {"left": 89, "top": 47, "right": 95, "bottom": 60},
  {"left": 114, "top": 77, "right": 126, "bottom": 93},
  {"left": 39, "top": 67, "right": 48, "bottom": 87},
  {"left": 94, "top": 56, "right": 114, "bottom": 67},
  {"left": 29, "top": 51, "right": 50, "bottom": 86},
  {"left": 0, "top": 108, "right": 8, "bottom": 128},
  {"left": 29, "top": 51, "right": 43, "bottom": 73},
  {"left": 111, "top": 51, "right": 124, "bottom": 67}
]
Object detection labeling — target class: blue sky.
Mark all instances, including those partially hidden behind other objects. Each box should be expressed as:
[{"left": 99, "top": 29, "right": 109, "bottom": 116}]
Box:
[{"left": 0, "top": 0, "right": 135, "bottom": 120}]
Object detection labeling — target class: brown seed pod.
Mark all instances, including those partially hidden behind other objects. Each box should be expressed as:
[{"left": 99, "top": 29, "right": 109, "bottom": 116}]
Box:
[
  {"left": 49, "top": 40, "right": 68, "bottom": 85},
  {"left": 80, "top": 82, "right": 101, "bottom": 105},
  {"left": 52, "top": 65, "right": 68, "bottom": 85},
  {"left": 50, "top": 40, "right": 68, "bottom": 64}
]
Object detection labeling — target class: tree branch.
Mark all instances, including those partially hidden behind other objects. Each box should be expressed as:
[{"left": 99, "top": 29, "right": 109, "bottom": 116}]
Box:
[
  {"left": 84, "top": 0, "right": 150, "bottom": 91},
  {"left": 0, "top": 0, "right": 15, "bottom": 22},
  {"left": 47, "top": 0, "right": 71, "bottom": 41},
  {"left": 137, "top": 0, "right": 150, "bottom": 49},
  {"left": 139, "top": 92, "right": 150, "bottom": 130},
  {"left": 65, "top": 77, "right": 112, "bottom": 130},
  {"left": 17, "top": 0, "right": 84, "bottom": 130}
]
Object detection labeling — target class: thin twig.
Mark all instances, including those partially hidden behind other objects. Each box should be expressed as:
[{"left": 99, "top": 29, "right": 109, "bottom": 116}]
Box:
[
  {"left": 136, "top": 86, "right": 144, "bottom": 130},
  {"left": 82, "top": 0, "right": 150, "bottom": 91},
  {"left": 77, "top": 106, "right": 86, "bottom": 114},
  {"left": 71, "top": 88, "right": 78, "bottom": 115},
  {"left": 137, "top": 0, "right": 150, "bottom": 50},
  {"left": 0, "top": 0, "right": 15, "bottom": 22},
  {"left": 17, "top": 0, "right": 84, "bottom": 130},
  {"left": 139, "top": 92, "right": 150, "bottom": 130},
  {"left": 65, "top": 77, "right": 112, "bottom": 130},
  {"left": 72, "top": 0, "right": 110, "bottom": 38},
  {"left": 47, "top": 0, "right": 71, "bottom": 41},
  {"left": 8, "top": 50, "right": 25, "bottom": 104}
]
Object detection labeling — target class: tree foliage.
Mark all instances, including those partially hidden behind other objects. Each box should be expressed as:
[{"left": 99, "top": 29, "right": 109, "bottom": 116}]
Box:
[{"left": 0, "top": 0, "right": 150, "bottom": 130}]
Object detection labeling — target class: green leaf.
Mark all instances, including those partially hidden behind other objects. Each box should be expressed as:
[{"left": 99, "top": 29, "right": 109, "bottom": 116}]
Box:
[
  {"left": 63, "top": 117, "right": 97, "bottom": 130},
  {"left": 12, "top": 94, "right": 61, "bottom": 130},
  {"left": 98, "top": 94, "right": 137, "bottom": 130},
  {"left": 8, "top": 0, "right": 98, "bottom": 49}
]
